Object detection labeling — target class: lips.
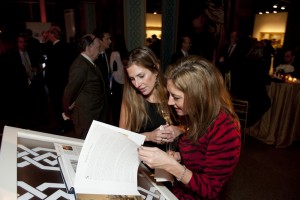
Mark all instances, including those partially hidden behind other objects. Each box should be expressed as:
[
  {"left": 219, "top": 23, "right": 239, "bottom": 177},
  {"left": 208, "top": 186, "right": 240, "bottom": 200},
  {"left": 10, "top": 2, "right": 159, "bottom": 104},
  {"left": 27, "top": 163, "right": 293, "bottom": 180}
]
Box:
[
  {"left": 174, "top": 107, "right": 183, "bottom": 114},
  {"left": 138, "top": 87, "right": 146, "bottom": 93}
]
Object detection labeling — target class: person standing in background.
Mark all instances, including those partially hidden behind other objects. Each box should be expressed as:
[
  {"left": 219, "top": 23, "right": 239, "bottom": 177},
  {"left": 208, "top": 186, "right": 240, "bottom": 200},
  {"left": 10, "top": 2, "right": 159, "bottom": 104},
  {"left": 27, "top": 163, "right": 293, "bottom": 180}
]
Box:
[
  {"left": 24, "top": 28, "right": 43, "bottom": 65},
  {"left": 138, "top": 55, "right": 241, "bottom": 199},
  {"left": 45, "top": 26, "right": 72, "bottom": 134},
  {"left": 93, "top": 28, "right": 112, "bottom": 124},
  {"left": 149, "top": 34, "right": 161, "bottom": 59},
  {"left": 109, "top": 34, "right": 128, "bottom": 126},
  {"left": 39, "top": 30, "right": 52, "bottom": 66},
  {"left": 63, "top": 34, "right": 108, "bottom": 139},
  {"left": 217, "top": 31, "right": 242, "bottom": 78},
  {"left": 170, "top": 35, "right": 192, "bottom": 64},
  {"left": 2, "top": 34, "right": 31, "bottom": 128}
]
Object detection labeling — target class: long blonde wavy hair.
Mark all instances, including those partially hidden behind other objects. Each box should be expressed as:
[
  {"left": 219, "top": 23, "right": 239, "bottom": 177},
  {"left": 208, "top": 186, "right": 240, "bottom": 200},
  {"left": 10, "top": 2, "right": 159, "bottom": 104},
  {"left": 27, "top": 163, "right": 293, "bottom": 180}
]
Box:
[
  {"left": 165, "top": 55, "right": 240, "bottom": 142},
  {"left": 122, "top": 46, "right": 173, "bottom": 132}
]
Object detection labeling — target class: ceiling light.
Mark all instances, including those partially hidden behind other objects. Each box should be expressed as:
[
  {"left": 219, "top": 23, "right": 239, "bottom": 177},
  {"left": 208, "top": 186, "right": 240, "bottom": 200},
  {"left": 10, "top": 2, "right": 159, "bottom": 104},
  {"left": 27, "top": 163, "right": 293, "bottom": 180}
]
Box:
[
  {"left": 273, "top": 5, "right": 277, "bottom": 8},
  {"left": 281, "top": 6, "right": 285, "bottom": 10},
  {"left": 153, "top": 12, "right": 157, "bottom": 14},
  {"left": 259, "top": 12, "right": 263, "bottom": 15},
  {"left": 273, "top": 11, "right": 277, "bottom": 13},
  {"left": 266, "top": 11, "right": 269, "bottom": 14}
]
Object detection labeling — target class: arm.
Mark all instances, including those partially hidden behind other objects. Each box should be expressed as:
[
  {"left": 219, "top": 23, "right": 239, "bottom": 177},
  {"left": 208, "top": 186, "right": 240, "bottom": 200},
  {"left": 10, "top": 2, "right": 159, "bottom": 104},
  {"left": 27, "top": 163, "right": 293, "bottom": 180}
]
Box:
[
  {"left": 182, "top": 121, "right": 241, "bottom": 199},
  {"left": 63, "top": 65, "right": 86, "bottom": 115},
  {"left": 138, "top": 147, "right": 192, "bottom": 183},
  {"left": 119, "top": 102, "right": 175, "bottom": 143},
  {"left": 139, "top": 115, "right": 241, "bottom": 199}
]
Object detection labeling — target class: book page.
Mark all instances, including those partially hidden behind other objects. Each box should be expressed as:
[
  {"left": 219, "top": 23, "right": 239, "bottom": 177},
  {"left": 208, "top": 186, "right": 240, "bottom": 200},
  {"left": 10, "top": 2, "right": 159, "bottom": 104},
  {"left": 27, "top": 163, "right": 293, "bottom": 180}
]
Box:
[{"left": 74, "top": 121, "right": 145, "bottom": 196}]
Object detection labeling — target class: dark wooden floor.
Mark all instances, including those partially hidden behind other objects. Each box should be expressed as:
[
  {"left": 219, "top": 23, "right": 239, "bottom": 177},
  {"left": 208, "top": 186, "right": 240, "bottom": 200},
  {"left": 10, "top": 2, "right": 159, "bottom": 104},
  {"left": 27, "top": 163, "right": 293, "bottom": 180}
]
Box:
[{"left": 221, "top": 136, "right": 300, "bottom": 200}]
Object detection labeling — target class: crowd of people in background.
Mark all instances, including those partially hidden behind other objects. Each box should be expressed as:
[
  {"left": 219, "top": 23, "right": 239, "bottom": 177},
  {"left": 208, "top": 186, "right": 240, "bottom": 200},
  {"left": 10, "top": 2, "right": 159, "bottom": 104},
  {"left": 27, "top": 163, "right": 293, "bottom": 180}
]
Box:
[
  {"left": 1, "top": 20, "right": 300, "bottom": 199},
  {"left": 1, "top": 23, "right": 299, "bottom": 134}
]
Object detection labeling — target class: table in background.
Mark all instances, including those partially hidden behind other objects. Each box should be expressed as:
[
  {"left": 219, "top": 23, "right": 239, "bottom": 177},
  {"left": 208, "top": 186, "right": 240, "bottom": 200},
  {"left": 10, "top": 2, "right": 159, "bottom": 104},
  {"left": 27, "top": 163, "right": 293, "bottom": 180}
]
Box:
[{"left": 249, "top": 82, "right": 300, "bottom": 148}]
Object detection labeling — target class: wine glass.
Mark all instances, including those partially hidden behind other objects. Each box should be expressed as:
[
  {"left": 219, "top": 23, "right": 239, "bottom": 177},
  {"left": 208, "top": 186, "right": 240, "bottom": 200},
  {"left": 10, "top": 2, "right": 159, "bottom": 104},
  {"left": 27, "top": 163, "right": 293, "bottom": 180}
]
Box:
[
  {"left": 161, "top": 110, "right": 172, "bottom": 125},
  {"left": 166, "top": 137, "right": 178, "bottom": 157}
]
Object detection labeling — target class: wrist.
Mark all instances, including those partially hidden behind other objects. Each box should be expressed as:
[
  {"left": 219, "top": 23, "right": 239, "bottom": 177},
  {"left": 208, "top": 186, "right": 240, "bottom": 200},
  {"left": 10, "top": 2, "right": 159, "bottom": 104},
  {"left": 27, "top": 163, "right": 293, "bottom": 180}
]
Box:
[
  {"left": 176, "top": 165, "right": 187, "bottom": 182},
  {"left": 143, "top": 132, "right": 150, "bottom": 142}
]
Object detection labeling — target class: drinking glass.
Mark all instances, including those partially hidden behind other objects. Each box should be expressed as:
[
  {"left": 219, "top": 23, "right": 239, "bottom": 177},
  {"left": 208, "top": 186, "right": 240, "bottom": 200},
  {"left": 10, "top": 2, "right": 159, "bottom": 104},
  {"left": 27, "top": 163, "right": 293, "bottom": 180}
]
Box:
[{"left": 166, "top": 137, "right": 178, "bottom": 157}]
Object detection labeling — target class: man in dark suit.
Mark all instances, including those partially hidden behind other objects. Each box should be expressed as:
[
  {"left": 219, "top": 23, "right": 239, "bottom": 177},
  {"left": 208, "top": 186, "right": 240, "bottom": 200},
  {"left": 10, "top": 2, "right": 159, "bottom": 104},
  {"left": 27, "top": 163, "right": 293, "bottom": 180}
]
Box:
[
  {"left": 93, "top": 28, "right": 112, "bottom": 92},
  {"left": 93, "top": 28, "right": 113, "bottom": 124},
  {"left": 45, "top": 26, "right": 72, "bottom": 134},
  {"left": 217, "top": 31, "right": 250, "bottom": 83},
  {"left": 171, "top": 35, "right": 192, "bottom": 64},
  {"left": 3, "top": 33, "right": 45, "bottom": 129},
  {"left": 63, "top": 34, "right": 109, "bottom": 139}
]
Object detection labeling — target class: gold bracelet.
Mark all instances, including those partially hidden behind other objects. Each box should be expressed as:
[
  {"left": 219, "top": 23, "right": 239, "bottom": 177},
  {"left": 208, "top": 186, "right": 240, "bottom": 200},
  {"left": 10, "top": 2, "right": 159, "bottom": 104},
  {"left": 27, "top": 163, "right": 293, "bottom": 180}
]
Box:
[{"left": 177, "top": 165, "right": 187, "bottom": 182}]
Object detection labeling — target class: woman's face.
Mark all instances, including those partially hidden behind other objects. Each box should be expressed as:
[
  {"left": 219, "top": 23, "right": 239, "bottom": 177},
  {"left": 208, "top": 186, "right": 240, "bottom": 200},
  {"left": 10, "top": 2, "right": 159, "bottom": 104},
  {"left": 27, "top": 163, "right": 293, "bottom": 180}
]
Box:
[
  {"left": 126, "top": 64, "right": 157, "bottom": 98},
  {"left": 167, "top": 79, "right": 186, "bottom": 116}
]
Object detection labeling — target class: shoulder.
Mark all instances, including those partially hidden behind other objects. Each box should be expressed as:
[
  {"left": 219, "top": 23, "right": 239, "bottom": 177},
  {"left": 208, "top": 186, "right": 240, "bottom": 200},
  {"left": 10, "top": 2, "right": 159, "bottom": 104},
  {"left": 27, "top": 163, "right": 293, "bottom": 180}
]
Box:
[
  {"left": 207, "top": 111, "right": 240, "bottom": 140},
  {"left": 70, "top": 55, "right": 90, "bottom": 69}
]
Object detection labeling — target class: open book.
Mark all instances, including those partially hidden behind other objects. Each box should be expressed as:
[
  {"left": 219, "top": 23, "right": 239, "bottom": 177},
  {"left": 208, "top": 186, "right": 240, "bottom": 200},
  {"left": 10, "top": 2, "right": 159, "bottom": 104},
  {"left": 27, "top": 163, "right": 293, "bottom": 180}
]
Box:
[{"left": 55, "top": 120, "right": 146, "bottom": 199}]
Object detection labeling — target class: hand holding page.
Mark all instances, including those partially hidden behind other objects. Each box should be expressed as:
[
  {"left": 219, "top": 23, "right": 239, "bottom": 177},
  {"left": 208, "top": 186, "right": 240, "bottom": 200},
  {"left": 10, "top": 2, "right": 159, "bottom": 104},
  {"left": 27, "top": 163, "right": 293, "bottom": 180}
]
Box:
[
  {"left": 75, "top": 121, "right": 145, "bottom": 196},
  {"left": 57, "top": 120, "right": 146, "bottom": 197}
]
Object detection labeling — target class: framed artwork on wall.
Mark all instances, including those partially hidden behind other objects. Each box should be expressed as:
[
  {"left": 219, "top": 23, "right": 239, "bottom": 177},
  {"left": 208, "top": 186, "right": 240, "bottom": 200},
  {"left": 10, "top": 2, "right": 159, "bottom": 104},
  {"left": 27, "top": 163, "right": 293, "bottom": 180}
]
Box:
[{"left": 260, "top": 32, "right": 285, "bottom": 49}]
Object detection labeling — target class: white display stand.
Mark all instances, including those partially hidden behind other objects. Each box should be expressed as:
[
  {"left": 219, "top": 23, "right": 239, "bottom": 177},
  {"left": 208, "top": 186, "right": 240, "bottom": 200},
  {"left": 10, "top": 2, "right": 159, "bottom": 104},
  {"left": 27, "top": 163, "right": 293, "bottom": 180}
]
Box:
[{"left": 0, "top": 126, "right": 177, "bottom": 200}]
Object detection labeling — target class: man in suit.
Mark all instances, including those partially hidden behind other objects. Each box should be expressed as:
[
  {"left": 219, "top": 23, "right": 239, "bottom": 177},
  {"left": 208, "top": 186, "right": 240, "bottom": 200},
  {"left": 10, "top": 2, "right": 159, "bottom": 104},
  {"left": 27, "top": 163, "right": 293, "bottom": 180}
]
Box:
[
  {"left": 171, "top": 35, "right": 192, "bottom": 64},
  {"left": 93, "top": 28, "right": 113, "bottom": 124},
  {"left": 93, "top": 28, "right": 112, "bottom": 91},
  {"left": 45, "top": 26, "right": 72, "bottom": 134},
  {"left": 63, "top": 34, "right": 109, "bottom": 139},
  {"left": 218, "top": 31, "right": 240, "bottom": 75},
  {"left": 10, "top": 34, "right": 44, "bottom": 128}
]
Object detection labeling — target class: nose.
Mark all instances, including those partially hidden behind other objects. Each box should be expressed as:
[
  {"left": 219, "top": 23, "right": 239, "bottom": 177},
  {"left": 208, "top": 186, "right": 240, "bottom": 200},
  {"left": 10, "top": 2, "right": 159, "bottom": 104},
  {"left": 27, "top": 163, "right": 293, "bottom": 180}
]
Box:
[
  {"left": 132, "top": 78, "right": 142, "bottom": 88},
  {"left": 136, "top": 78, "right": 142, "bottom": 88},
  {"left": 168, "top": 95, "right": 174, "bottom": 105}
]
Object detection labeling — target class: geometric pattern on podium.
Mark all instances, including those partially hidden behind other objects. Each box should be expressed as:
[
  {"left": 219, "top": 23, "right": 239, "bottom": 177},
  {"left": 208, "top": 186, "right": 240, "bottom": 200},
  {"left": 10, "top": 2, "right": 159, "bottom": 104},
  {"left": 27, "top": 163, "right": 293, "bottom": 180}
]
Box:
[
  {"left": 17, "top": 142, "right": 70, "bottom": 199},
  {"left": 16, "top": 140, "right": 170, "bottom": 200},
  {"left": 17, "top": 181, "right": 69, "bottom": 200},
  {"left": 17, "top": 144, "right": 59, "bottom": 170}
]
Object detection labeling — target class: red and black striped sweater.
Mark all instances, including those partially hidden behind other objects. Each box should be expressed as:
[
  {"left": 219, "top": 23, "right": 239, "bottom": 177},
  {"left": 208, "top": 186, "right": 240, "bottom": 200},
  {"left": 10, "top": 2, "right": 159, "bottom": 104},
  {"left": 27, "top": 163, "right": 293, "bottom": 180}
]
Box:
[{"left": 172, "top": 111, "right": 241, "bottom": 200}]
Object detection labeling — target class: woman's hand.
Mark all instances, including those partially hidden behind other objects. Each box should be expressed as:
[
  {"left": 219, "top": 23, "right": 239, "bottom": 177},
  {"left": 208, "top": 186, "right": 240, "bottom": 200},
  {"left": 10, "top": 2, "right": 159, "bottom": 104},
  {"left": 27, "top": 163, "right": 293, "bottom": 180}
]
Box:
[
  {"left": 143, "top": 126, "right": 175, "bottom": 144},
  {"left": 138, "top": 146, "right": 177, "bottom": 169},
  {"left": 139, "top": 146, "right": 191, "bottom": 184},
  {"left": 161, "top": 125, "right": 185, "bottom": 141},
  {"left": 173, "top": 152, "right": 181, "bottom": 162}
]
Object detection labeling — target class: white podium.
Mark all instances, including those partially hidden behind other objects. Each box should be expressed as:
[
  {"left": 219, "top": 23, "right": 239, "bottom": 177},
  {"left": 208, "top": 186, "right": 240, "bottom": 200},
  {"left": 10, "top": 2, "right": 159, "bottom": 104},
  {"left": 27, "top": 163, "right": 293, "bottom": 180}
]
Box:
[{"left": 0, "top": 126, "right": 177, "bottom": 200}]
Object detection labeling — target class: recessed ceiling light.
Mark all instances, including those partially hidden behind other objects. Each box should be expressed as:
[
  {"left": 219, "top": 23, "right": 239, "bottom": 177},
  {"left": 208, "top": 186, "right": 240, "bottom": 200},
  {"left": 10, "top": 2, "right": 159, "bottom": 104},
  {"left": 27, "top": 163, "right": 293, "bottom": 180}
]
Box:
[
  {"left": 273, "top": 5, "right": 278, "bottom": 8},
  {"left": 273, "top": 11, "right": 277, "bottom": 13},
  {"left": 281, "top": 6, "right": 285, "bottom": 10},
  {"left": 259, "top": 12, "right": 263, "bottom": 14},
  {"left": 266, "top": 11, "right": 269, "bottom": 14}
]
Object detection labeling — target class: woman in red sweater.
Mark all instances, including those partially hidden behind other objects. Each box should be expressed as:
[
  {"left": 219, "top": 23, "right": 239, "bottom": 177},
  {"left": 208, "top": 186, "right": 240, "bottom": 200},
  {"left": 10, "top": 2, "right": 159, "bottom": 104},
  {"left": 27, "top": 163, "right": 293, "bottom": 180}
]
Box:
[{"left": 138, "top": 55, "right": 241, "bottom": 199}]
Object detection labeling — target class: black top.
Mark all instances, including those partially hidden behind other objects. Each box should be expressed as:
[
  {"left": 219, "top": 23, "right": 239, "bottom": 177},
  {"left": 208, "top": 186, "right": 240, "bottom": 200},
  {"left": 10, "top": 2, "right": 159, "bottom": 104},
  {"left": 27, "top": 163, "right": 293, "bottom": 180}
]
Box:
[{"left": 140, "top": 102, "right": 166, "bottom": 149}]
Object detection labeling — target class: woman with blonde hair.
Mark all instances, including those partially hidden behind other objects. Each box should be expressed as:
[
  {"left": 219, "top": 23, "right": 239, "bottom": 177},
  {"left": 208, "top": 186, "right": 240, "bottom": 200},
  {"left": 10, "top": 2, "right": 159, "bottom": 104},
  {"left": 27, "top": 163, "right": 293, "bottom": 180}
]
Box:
[
  {"left": 120, "top": 46, "right": 181, "bottom": 148},
  {"left": 138, "top": 55, "right": 241, "bottom": 199}
]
